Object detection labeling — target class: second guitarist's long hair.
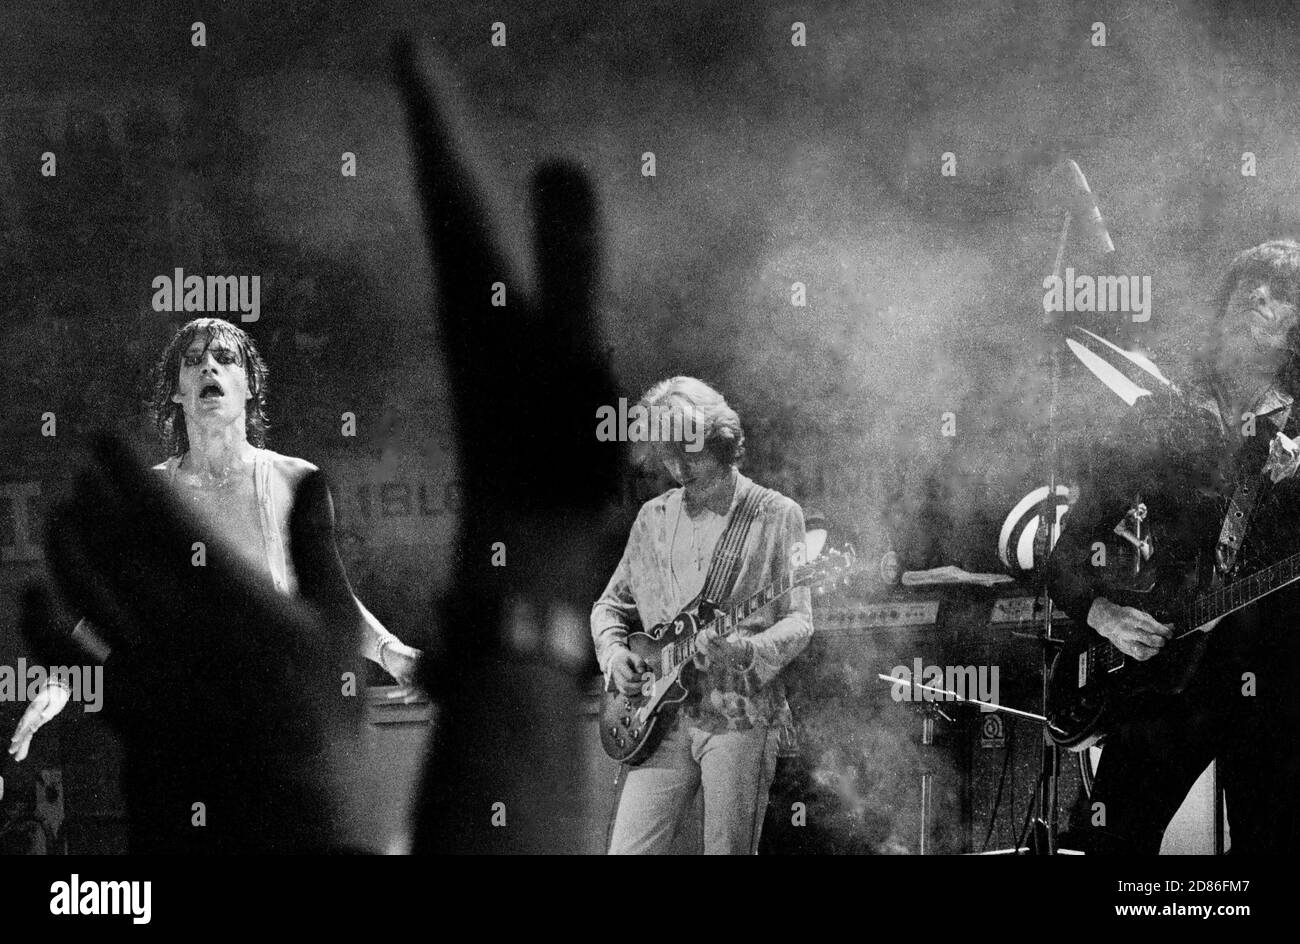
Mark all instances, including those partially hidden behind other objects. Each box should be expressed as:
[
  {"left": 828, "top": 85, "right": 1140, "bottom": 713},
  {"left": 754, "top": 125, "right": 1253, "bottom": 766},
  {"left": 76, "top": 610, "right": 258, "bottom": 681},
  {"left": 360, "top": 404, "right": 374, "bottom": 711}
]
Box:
[{"left": 1204, "top": 239, "right": 1300, "bottom": 397}]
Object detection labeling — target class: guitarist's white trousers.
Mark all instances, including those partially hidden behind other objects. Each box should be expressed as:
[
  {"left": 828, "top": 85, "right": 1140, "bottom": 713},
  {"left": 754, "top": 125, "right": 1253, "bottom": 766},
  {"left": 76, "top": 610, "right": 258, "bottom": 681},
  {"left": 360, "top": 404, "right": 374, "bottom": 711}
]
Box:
[{"left": 607, "top": 718, "right": 781, "bottom": 854}]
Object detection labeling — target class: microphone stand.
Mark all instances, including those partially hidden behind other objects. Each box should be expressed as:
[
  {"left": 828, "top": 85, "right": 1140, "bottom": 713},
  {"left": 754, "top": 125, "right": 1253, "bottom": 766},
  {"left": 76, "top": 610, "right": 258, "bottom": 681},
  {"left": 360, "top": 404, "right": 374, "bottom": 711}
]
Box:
[
  {"left": 873, "top": 674, "right": 1071, "bottom": 854},
  {"left": 1026, "top": 206, "right": 1075, "bottom": 855}
]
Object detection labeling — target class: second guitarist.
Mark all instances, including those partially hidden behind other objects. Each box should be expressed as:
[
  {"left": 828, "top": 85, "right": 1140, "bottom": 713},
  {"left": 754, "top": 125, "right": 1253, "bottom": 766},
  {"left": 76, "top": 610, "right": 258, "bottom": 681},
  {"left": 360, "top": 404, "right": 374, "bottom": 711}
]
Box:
[
  {"left": 1048, "top": 240, "right": 1300, "bottom": 854},
  {"left": 591, "top": 376, "right": 813, "bottom": 855}
]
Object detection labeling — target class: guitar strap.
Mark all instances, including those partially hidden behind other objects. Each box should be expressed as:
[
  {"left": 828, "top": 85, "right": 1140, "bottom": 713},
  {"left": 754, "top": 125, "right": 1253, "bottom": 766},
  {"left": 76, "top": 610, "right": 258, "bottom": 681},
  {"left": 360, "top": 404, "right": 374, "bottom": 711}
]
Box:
[
  {"left": 1214, "top": 475, "right": 1263, "bottom": 575},
  {"left": 1212, "top": 397, "right": 1300, "bottom": 576},
  {"left": 694, "top": 477, "right": 772, "bottom": 609}
]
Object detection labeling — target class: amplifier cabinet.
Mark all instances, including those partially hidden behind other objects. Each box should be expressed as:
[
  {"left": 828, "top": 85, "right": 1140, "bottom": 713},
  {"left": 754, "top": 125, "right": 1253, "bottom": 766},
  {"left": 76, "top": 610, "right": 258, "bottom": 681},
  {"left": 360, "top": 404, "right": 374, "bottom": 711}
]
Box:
[{"left": 766, "top": 591, "right": 1084, "bottom": 854}]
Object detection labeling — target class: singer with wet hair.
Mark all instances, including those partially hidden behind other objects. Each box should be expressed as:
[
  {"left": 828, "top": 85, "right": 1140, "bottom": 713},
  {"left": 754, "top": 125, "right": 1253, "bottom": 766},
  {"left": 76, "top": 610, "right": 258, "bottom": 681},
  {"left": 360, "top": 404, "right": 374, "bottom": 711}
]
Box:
[{"left": 8, "top": 317, "right": 422, "bottom": 767}]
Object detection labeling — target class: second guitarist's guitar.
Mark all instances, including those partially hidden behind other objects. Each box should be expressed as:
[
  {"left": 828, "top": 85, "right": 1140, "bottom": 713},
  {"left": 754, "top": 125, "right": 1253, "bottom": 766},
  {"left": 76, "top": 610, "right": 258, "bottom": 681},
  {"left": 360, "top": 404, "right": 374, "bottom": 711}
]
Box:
[
  {"left": 1047, "top": 497, "right": 1300, "bottom": 750},
  {"left": 600, "top": 547, "right": 857, "bottom": 764}
]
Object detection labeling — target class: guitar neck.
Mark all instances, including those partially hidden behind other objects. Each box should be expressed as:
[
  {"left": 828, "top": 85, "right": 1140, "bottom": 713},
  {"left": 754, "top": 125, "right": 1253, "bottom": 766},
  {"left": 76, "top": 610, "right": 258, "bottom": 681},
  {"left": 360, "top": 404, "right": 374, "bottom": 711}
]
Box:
[
  {"left": 726, "top": 569, "right": 801, "bottom": 628},
  {"left": 664, "top": 571, "right": 803, "bottom": 674},
  {"left": 1180, "top": 548, "right": 1300, "bottom": 636}
]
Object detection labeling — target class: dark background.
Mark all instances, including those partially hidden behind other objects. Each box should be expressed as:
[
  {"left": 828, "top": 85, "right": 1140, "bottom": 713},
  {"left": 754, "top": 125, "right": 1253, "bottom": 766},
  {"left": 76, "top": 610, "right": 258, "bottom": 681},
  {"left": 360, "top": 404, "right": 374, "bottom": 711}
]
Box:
[{"left": 2, "top": 0, "right": 1299, "bottom": 852}]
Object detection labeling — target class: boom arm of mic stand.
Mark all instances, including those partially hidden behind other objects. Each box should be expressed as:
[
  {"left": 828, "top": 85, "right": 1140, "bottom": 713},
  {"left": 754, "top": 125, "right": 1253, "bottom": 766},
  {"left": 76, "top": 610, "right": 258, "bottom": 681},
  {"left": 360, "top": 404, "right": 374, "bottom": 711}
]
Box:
[{"left": 873, "top": 673, "right": 1047, "bottom": 724}]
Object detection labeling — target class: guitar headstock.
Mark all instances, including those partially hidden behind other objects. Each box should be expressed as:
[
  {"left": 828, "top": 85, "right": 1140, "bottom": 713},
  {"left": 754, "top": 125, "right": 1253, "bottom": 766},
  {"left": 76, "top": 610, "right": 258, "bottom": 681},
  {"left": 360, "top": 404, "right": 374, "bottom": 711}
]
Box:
[{"left": 795, "top": 544, "right": 860, "bottom": 594}]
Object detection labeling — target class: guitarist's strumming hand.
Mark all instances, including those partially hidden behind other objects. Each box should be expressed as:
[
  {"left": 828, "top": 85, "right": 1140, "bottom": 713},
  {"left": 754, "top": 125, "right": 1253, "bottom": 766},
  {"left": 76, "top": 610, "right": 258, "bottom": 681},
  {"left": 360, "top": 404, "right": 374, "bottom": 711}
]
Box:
[
  {"left": 609, "top": 647, "right": 653, "bottom": 696},
  {"left": 1087, "top": 597, "right": 1174, "bottom": 661}
]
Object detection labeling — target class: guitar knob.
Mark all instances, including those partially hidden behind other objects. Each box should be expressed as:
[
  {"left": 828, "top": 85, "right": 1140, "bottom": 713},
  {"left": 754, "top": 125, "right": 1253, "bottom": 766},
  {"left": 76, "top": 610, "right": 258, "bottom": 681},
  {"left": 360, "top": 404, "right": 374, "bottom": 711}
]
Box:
[
  {"left": 609, "top": 726, "right": 619, "bottom": 737},
  {"left": 615, "top": 737, "right": 625, "bottom": 748},
  {"left": 621, "top": 716, "right": 631, "bottom": 727},
  {"left": 631, "top": 728, "right": 640, "bottom": 739}
]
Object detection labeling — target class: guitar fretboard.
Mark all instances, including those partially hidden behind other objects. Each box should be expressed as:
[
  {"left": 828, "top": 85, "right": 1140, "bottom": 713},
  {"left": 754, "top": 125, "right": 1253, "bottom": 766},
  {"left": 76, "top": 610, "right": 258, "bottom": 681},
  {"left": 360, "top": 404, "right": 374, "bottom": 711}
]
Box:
[
  {"left": 1177, "top": 548, "right": 1300, "bottom": 640},
  {"left": 664, "top": 569, "right": 803, "bottom": 673},
  {"left": 1092, "top": 546, "right": 1300, "bottom": 673}
]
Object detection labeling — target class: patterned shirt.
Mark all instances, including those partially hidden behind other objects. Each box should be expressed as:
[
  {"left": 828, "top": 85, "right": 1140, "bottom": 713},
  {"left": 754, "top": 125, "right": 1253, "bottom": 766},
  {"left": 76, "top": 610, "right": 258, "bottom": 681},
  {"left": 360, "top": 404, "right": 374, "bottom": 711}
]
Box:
[{"left": 591, "top": 472, "right": 813, "bottom": 732}]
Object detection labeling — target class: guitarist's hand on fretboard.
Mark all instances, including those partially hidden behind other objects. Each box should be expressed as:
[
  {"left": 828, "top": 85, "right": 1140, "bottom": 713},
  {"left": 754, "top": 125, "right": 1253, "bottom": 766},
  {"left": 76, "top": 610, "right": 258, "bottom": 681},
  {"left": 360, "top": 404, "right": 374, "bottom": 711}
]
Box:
[
  {"left": 694, "top": 626, "right": 755, "bottom": 670},
  {"left": 1087, "top": 596, "right": 1174, "bottom": 661}
]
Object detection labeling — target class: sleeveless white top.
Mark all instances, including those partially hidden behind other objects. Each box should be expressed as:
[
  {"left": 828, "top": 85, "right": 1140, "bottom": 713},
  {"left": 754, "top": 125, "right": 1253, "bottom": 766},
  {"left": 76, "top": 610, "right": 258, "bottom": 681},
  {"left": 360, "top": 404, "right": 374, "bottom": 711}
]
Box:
[{"left": 162, "top": 448, "right": 295, "bottom": 596}]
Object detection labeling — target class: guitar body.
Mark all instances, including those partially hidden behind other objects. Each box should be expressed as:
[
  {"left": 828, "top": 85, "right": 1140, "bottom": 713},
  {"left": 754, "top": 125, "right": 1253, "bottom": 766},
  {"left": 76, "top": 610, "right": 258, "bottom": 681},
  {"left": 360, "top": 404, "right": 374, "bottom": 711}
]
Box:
[
  {"left": 599, "top": 606, "right": 709, "bottom": 765},
  {"left": 1047, "top": 617, "right": 1211, "bottom": 751},
  {"left": 596, "top": 546, "right": 859, "bottom": 764},
  {"left": 1047, "top": 503, "right": 1215, "bottom": 750}
]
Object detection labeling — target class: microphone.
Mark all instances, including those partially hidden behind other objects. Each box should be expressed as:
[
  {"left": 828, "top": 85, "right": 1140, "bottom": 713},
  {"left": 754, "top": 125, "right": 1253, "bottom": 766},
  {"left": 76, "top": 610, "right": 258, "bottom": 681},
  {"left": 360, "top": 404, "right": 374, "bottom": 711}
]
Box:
[{"left": 1064, "top": 159, "right": 1115, "bottom": 255}]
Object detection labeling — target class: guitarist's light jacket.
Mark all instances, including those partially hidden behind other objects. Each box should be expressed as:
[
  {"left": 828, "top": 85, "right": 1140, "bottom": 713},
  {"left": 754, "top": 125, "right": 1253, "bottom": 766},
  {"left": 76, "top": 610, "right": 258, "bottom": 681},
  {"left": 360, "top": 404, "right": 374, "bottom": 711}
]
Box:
[{"left": 590, "top": 474, "right": 814, "bottom": 734}]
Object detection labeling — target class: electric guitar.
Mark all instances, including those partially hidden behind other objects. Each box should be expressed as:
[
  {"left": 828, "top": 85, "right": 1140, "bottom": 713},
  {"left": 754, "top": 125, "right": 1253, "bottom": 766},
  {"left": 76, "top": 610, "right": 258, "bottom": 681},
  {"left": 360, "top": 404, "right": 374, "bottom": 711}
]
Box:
[
  {"left": 1046, "top": 499, "right": 1300, "bottom": 750},
  {"left": 600, "top": 546, "right": 857, "bottom": 764}
]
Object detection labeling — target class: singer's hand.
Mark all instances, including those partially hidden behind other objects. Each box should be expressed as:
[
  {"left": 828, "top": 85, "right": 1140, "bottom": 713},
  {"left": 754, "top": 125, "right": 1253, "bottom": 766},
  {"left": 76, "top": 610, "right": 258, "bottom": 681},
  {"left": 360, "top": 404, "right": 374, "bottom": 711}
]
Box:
[
  {"left": 380, "top": 640, "right": 422, "bottom": 688},
  {"left": 7, "top": 681, "right": 71, "bottom": 763}
]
